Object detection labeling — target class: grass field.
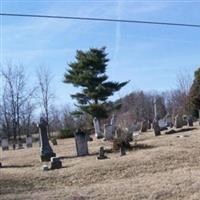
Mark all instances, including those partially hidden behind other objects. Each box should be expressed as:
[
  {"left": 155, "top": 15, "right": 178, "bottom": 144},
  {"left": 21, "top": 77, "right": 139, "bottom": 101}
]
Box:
[{"left": 1, "top": 124, "right": 200, "bottom": 200}]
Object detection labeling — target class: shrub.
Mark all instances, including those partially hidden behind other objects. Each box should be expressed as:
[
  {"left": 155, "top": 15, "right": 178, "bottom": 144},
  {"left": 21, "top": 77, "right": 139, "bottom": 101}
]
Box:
[{"left": 58, "top": 128, "right": 74, "bottom": 139}]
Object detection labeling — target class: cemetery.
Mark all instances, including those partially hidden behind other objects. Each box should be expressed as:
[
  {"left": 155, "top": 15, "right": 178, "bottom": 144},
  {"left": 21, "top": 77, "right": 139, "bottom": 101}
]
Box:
[{"left": 0, "top": 2, "right": 200, "bottom": 199}]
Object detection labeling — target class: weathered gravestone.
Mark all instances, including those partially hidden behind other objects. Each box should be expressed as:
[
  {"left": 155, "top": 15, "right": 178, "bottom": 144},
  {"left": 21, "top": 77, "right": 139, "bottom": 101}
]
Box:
[
  {"left": 74, "top": 129, "right": 89, "bottom": 156},
  {"left": 26, "top": 135, "right": 33, "bottom": 148},
  {"left": 120, "top": 142, "right": 126, "bottom": 156},
  {"left": 110, "top": 114, "right": 116, "bottom": 134},
  {"left": 50, "top": 157, "right": 62, "bottom": 170},
  {"left": 104, "top": 124, "right": 113, "bottom": 140},
  {"left": 174, "top": 114, "right": 183, "bottom": 129},
  {"left": 141, "top": 120, "right": 148, "bottom": 132},
  {"left": 187, "top": 115, "right": 193, "bottom": 127},
  {"left": 182, "top": 115, "right": 188, "bottom": 126},
  {"left": 1, "top": 138, "right": 9, "bottom": 151},
  {"left": 93, "top": 118, "right": 103, "bottom": 139},
  {"left": 18, "top": 138, "right": 24, "bottom": 149},
  {"left": 153, "top": 119, "right": 161, "bottom": 136},
  {"left": 39, "top": 117, "right": 56, "bottom": 162},
  {"left": 97, "top": 146, "right": 108, "bottom": 160}
]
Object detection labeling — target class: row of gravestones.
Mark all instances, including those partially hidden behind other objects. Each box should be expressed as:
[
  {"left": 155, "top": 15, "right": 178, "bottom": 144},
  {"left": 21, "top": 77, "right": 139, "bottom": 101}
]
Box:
[
  {"left": 1, "top": 136, "right": 33, "bottom": 151},
  {"left": 93, "top": 114, "right": 116, "bottom": 140}
]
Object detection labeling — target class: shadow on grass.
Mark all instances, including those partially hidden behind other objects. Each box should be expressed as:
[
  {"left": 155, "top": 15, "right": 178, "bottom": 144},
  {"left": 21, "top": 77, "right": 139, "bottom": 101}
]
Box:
[
  {"left": 1, "top": 164, "right": 34, "bottom": 168},
  {"left": 59, "top": 152, "right": 98, "bottom": 160},
  {"left": 130, "top": 143, "right": 155, "bottom": 150},
  {"left": 165, "top": 127, "right": 197, "bottom": 135}
]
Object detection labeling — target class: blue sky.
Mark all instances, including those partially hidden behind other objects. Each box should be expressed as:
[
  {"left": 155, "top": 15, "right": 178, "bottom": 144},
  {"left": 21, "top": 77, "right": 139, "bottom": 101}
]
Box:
[{"left": 1, "top": 0, "right": 200, "bottom": 107}]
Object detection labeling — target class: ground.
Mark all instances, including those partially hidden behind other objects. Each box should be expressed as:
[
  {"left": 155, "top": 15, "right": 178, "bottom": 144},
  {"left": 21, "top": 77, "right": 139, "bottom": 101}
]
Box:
[{"left": 1, "top": 124, "right": 200, "bottom": 200}]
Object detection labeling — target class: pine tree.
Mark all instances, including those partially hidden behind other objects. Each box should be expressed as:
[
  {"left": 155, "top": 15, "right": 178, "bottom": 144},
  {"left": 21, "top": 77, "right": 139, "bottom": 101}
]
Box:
[
  {"left": 189, "top": 68, "right": 200, "bottom": 117},
  {"left": 64, "top": 47, "right": 129, "bottom": 119}
]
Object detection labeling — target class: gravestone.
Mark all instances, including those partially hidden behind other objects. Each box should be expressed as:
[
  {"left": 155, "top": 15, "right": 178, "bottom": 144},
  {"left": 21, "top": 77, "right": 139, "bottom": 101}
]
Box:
[
  {"left": 51, "top": 138, "right": 58, "bottom": 146},
  {"left": 187, "top": 115, "right": 193, "bottom": 127},
  {"left": 141, "top": 120, "right": 148, "bottom": 132},
  {"left": 120, "top": 142, "right": 126, "bottom": 156},
  {"left": 97, "top": 146, "right": 107, "bottom": 159},
  {"left": 26, "top": 135, "right": 33, "bottom": 148},
  {"left": 182, "top": 115, "right": 188, "bottom": 126},
  {"left": 74, "top": 129, "right": 89, "bottom": 156},
  {"left": 39, "top": 117, "right": 56, "bottom": 162},
  {"left": 110, "top": 114, "right": 116, "bottom": 134},
  {"left": 174, "top": 114, "right": 183, "bottom": 129},
  {"left": 104, "top": 124, "right": 113, "bottom": 140},
  {"left": 93, "top": 118, "right": 103, "bottom": 139},
  {"left": 1, "top": 138, "right": 9, "bottom": 151},
  {"left": 153, "top": 119, "right": 161, "bottom": 136},
  {"left": 50, "top": 157, "right": 62, "bottom": 170},
  {"left": 18, "top": 138, "right": 24, "bottom": 149},
  {"left": 166, "top": 114, "right": 173, "bottom": 127}
]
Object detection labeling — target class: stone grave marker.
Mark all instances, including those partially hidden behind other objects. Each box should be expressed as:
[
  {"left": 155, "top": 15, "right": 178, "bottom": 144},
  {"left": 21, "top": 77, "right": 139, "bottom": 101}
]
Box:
[
  {"left": 97, "top": 146, "right": 107, "bottom": 160},
  {"left": 93, "top": 117, "right": 103, "bottom": 139},
  {"left": 50, "top": 157, "right": 62, "bottom": 170},
  {"left": 74, "top": 129, "right": 89, "bottom": 156},
  {"left": 141, "top": 120, "right": 148, "bottom": 132},
  {"left": 187, "top": 115, "right": 193, "bottom": 127},
  {"left": 110, "top": 114, "right": 116, "bottom": 134},
  {"left": 120, "top": 142, "right": 126, "bottom": 156},
  {"left": 1, "top": 138, "right": 9, "bottom": 151},
  {"left": 18, "top": 138, "right": 24, "bottom": 149},
  {"left": 174, "top": 114, "right": 183, "bottom": 129},
  {"left": 153, "top": 119, "right": 161, "bottom": 136},
  {"left": 104, "top": 124, "right": 113, "bottom": 140},
  {"left": 26, "top": 135, "right": 33, "bottom": 148},
  {"left": 39, "top": 117, "right": 56, "bottom": 162}
]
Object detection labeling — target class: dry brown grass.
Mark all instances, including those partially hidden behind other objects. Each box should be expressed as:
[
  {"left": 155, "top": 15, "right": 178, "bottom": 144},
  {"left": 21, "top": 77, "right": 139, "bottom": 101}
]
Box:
[{"left": 1, "top": 124, "right": 200, "bottom": 200}]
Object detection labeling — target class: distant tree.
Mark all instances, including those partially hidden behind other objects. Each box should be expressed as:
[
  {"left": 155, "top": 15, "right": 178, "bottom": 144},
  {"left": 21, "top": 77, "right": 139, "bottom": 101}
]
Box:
[
  {"left": 189, "top": 68, "right": 200, "bottom": 117},
  {"left": 1, "top": 64, "right": 36, "bottom": 141},
  {"left": 64, "top": 47, "right": 128, "bottom": 120},
  {"left": 36, "top": 67, "right": 54, "bottom": 137}
]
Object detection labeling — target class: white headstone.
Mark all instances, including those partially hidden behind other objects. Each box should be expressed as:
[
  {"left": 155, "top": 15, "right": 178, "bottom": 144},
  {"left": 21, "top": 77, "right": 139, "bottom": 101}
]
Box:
[
  {"left": 93, "top": 118, "right": 103, "bottom": 138},
  {"left": 26, "top": 136, "right": 32, "bottom": 148},
  {"left": 104, "top": 124, "right": 113, "bottom": 140},
  {"left": 158, "top": 119, "right": 167, "bottom": 128},
  {"left": 110, "top": 114, "right": 116, "bottom": 134},
  {"left": 1, "top": 138, "right": 9, "bottom": 151}
]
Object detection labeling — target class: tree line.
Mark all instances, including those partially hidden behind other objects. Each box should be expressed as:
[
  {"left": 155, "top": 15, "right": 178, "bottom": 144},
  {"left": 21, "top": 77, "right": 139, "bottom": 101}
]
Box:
[{"left": 0, "top": 47, "right": 199, "bottom": 142}]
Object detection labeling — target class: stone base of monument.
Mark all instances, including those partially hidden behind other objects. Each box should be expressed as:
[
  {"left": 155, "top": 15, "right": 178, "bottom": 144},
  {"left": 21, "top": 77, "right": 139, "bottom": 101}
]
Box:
[
  {"left": 50, "top": 157, "right": 62, "bottom": 170},
  {"left": 41, "top": 152, "right": 56, "bottom": 162},
  {"left": 42, "top": 164, "right": 49, "bottom": 171}
]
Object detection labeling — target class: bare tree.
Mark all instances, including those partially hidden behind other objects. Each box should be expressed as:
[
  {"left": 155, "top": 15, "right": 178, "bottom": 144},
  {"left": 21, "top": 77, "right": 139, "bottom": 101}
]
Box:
[
  {"left": 36, "top": 67, "right": 54, "bottom": 137},
  {"left": 1, "top": 63, "right": 36, "bottom": 142}
]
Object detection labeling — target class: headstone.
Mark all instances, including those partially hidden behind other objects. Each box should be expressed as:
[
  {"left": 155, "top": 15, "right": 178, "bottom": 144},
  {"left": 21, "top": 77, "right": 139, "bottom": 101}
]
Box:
[
  {"left": 39, "top": 117, "right": 56, "bottom": 162},
  {"left": 1, "top": 138, "right": 9, "bottom": 151},
  {"left": 141, "top": 120, "right": 148, "bottom": 132},
  {"left": 17, "top": 137, "right": 24, "bottom": 149},
  {"left": 93, "top": 118, "right": 103, "bottom": 139},
  {"left": 104, "top": 124, "right": 113, "bottom": 140},
  {"left": 50, "top": 157, "right": 62, "bottom": 170},
  {"left": 187, "top": 115, "right": 193, "bottom": 127},
  {"left": 158, "top": 119, "right": 167, "bottom": 129},
  {"left": 110, "top": 114, "right": 116, "bottom": 134},
  {"left": 26, "top": 135, "right": 33, "bottom": 148},
  {"left": 120, "top": 142, "right": 126, "bottom": 156},
  {"left": 166, "top": 114, "right": 173, "bottom": 127},
  {"left": 153, "top": 119, "right": 161, "bottom": 136},
  {"left": 97, "top": 146, "right": 107, "bottom": 159},
  {"left": 174, "top": 114, "right": 183, "bottom": 129},
  {"left": 74, "top": 129, "right": 89, "bottom": 156},
  {"left": 182, "top": 115, "right": 188, "bottom": 126}
]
